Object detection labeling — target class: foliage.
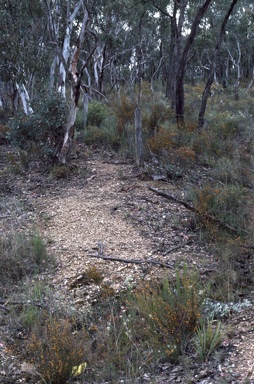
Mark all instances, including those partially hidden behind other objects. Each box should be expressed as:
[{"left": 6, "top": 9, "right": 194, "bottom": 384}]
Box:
[
  {"left": 27, "top": 315, "right": 87, "bottom": 384},
  {"left": 129, "top": 268, "right": 202, "bottom": 361},
  {"left": 87, "top": 100, "right": 108, "bottom": 127},
  {"left": 147, "top": 127, "right": 177, "bottom": 154},
  {"left": 82, "top": 120, "right": 120, "bottom": 150},
  {"left": 143, "top": 102, "right": 173, "bottom": 134},
  {"left": 49, "top": 165, "right": 70, "bottom": 179},
  {"left": 7, "top": 92, "right": 68, "bottom": 162},
  {"left": 13, "top": 280, "right": 51, "bottom": 331},
  {"left": 110, "top": 95, "right": 136, "bottom": 136},
  {"left": 0, "top": 123, "right": 8, "bottom": 144},
  {"left": 194, "top": 318, "right": 223, "bottom": 362},
  {"left": 190, "top": 183, "right": 249, "bottom": 237},
  {"left": 74, "top": 109, "right": 85, "bottom": 131},
  {"left": 210, "top": 111, "right": 241, "bottom": 139},
  {"left": 202, "top": 297, "right": 252, "bottom": 320},
  {"left": 0, "top": 232, "right": 50, "bottom": 295}
]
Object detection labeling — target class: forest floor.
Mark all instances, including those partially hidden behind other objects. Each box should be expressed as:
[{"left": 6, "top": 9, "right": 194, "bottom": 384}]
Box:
[{"left": 0, "top": 144, "right": 254, "bottom": 383}]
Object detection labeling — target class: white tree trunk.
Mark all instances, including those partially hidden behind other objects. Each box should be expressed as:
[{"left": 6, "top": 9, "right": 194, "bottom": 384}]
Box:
[
  {"left": 58, "top": 0, "right": 83, "bottom": 98},
  {"left": 16, "top": 83, "right": 33, "bottom": 115},
  {"left": 58, "top": 5, "right": 91, "bottom": 164},
  {"left": 82, "top": 90, "right": 89, "bottom": 129}
]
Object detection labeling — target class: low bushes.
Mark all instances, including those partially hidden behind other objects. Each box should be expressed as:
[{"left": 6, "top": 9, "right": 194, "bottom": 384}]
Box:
[{"left": 0, "top": 232, "right": 51, "bottom": 295}]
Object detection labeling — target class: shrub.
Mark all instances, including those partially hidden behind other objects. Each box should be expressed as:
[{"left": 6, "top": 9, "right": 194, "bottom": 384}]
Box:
[
  {"left": 0, "top": 232, "right": 50, "bottom": 295},
  {"left": 82, "top": 122, "right": 120, "bottom": 150},
  {"left": 129, "top": 268, "right": 202, "bottom": 361},
  {"left": 190, "top": 183, "right": 248, "bottom": 236},
  {"left": 27, "top": 315, "right": 87, "bottom": 384},
  {"left": 191, "top": 130, "right": 235, "bottom": 163},
  {"left": 144, "top": 102, "right": 173, "bottom": 134},
  {"left": 75, "top": 108, "right": 85, "bottom": 131},
  {"left": 147, "top": 127, "right": 177, "bottom": 155},
  {"left": 87, "top": 100, "right": 108, "bottom": 127},
  {"left": 110, "top": 94, "right": 136, "bottom": 136},
  {"left": 7, "top": 92, "right": 68, "bottom": 162},
  {"left": 49, "top": 165, "right": 70, "bottom": 179},
  {"left": 209, "top": 111, "right": 240, "bottom": 139}
]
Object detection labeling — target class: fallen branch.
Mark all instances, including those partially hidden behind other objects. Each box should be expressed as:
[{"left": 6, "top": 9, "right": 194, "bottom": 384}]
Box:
[
  {"left": 162, "top": 240, "right": 193, "bottom": 256},
  {"left": 87, "top": 253, "right": 174, "bottom": 268},
  {"left": 148, "top": 186, "right": 242, "bottom": 235},
  {"left": 0, "top": 304, "right": 9, "bottom": 313},
  {"left": 0, "top": 299, "right": 47, "bottom": 311},
  {"left": 240, "top": 244, "right": 254, "bottom": 250}
]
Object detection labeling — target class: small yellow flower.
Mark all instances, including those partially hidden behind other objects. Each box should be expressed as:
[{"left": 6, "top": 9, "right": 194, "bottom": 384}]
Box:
[{"left": 71, "top": 362, "right": 87, "bottom": 377}]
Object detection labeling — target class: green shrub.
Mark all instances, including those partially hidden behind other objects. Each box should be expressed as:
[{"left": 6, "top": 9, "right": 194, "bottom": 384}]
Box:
[
  {"left": 87, "top": 100, "right": 108, "bottom": 127},
  {"left": 49, "top": 165, "right": 70, "bottom": 179},
  {"left": 75, "top": 108, "right": 85, "bottom": 131},
  {"left": 0, "top": 232, "right": 50, "bottom": 295},
  {"left": 208, "top": 111, "right": 240, "bottom": 139},
  {"left": 82, "top": 120, "right": 120, "bottom": 150},
  {"left": 7, "top": 92, "right": 68, "bottom": 162}
]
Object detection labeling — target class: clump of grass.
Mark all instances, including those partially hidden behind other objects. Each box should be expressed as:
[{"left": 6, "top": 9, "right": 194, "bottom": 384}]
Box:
[
  {"left": 85, "top": 265, "right": 104, "bottom": 284},
  {"left": 49, "top": 165, "right": 70, "bottom": 179},
  {"left": 190, "top": 183, "right": 249, "bottom": 237},
  {"left": 69, "top": 265, "right": 104, "bottom": 289},
  {"left": 26, "top": 315, "right": 87, "bottom": 384},
  {"left": 0, "top": 232, "right": 51, "bottom": 295},
  {"left": 194, "top": 318, "right": 223, "bottom": 362},
  {"left": 13, "top": 280, "right": 53, "bottom": 332}
]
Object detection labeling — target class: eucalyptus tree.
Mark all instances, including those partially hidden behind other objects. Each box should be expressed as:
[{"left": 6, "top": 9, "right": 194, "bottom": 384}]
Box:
[
  {"left": 197, "top": 0, "right": 239, "bottom": 130},
  {"left": 174, "top": 0, "right": 213, "bottom": 125},
  {"left": 44, "top": 0, "right": 96, "bottom": 164},
  {"left": 0, "top": 0, "right": 47, "bottom": 114}
]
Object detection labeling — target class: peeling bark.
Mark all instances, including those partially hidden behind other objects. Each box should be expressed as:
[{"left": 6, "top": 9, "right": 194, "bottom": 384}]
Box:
[
  {"left": 16, "top": 83, "right": 33, "bottom": 115},
  {"left": 58, "top": 5, "right": 95, "bottom": 164}
]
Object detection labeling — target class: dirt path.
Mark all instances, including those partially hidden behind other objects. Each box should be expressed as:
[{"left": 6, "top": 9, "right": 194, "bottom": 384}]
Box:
[
  {"left": 35, "top": 151, "right": 254, "bottom": 383},
  {"left": 1, "top": 148, "right": 254, "bottom": 383},
  {"left": 38, "top": 155, "right": 160, "bottom": 292}
]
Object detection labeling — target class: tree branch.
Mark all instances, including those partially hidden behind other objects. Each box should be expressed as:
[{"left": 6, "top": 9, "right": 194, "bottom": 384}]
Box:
[
  {"left": 148, "top": 186, "right": 244, "bottom": 235},
  {"left": 87, "top": 253, "right": 174, "bottom": 269}
]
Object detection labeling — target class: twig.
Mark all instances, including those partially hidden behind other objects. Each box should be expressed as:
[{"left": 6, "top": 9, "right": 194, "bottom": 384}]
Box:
[
  {"left": 0, "top": 300, "right": 47, "bottom": 310},
  {"left": 0, "top": 304, "right": 9, "bottom": 313},
  {"left": 162, "top": 240, "right": 194, "bottom": 256},
  {"left": 148, "top": 186, "right": 243, "bottom": 235},
  {"left": 240, "top": 244, "right": 254, "bottom": 250},
  {"left": 87, "top": 253, "right": 174, "bottom": 268}
]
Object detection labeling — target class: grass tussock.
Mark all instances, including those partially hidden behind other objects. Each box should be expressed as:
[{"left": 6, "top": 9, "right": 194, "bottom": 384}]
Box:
[{"left": 0, "top": 232, "right": 51, "bottom": 295}]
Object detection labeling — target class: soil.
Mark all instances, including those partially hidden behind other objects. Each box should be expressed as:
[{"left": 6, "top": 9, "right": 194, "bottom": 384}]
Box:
[{"left": 0, "top": 144, "right": 254, "bottom": 383}]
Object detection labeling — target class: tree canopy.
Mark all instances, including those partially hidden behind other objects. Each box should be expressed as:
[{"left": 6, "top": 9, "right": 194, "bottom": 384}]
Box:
[{"left": 1, "top": 0, "right": 253, "bottom": 162}]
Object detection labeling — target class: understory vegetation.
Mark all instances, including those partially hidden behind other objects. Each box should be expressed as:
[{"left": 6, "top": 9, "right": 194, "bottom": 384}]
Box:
[{"left": 0, "top": 82, "right": 253, "bottom": 383}]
